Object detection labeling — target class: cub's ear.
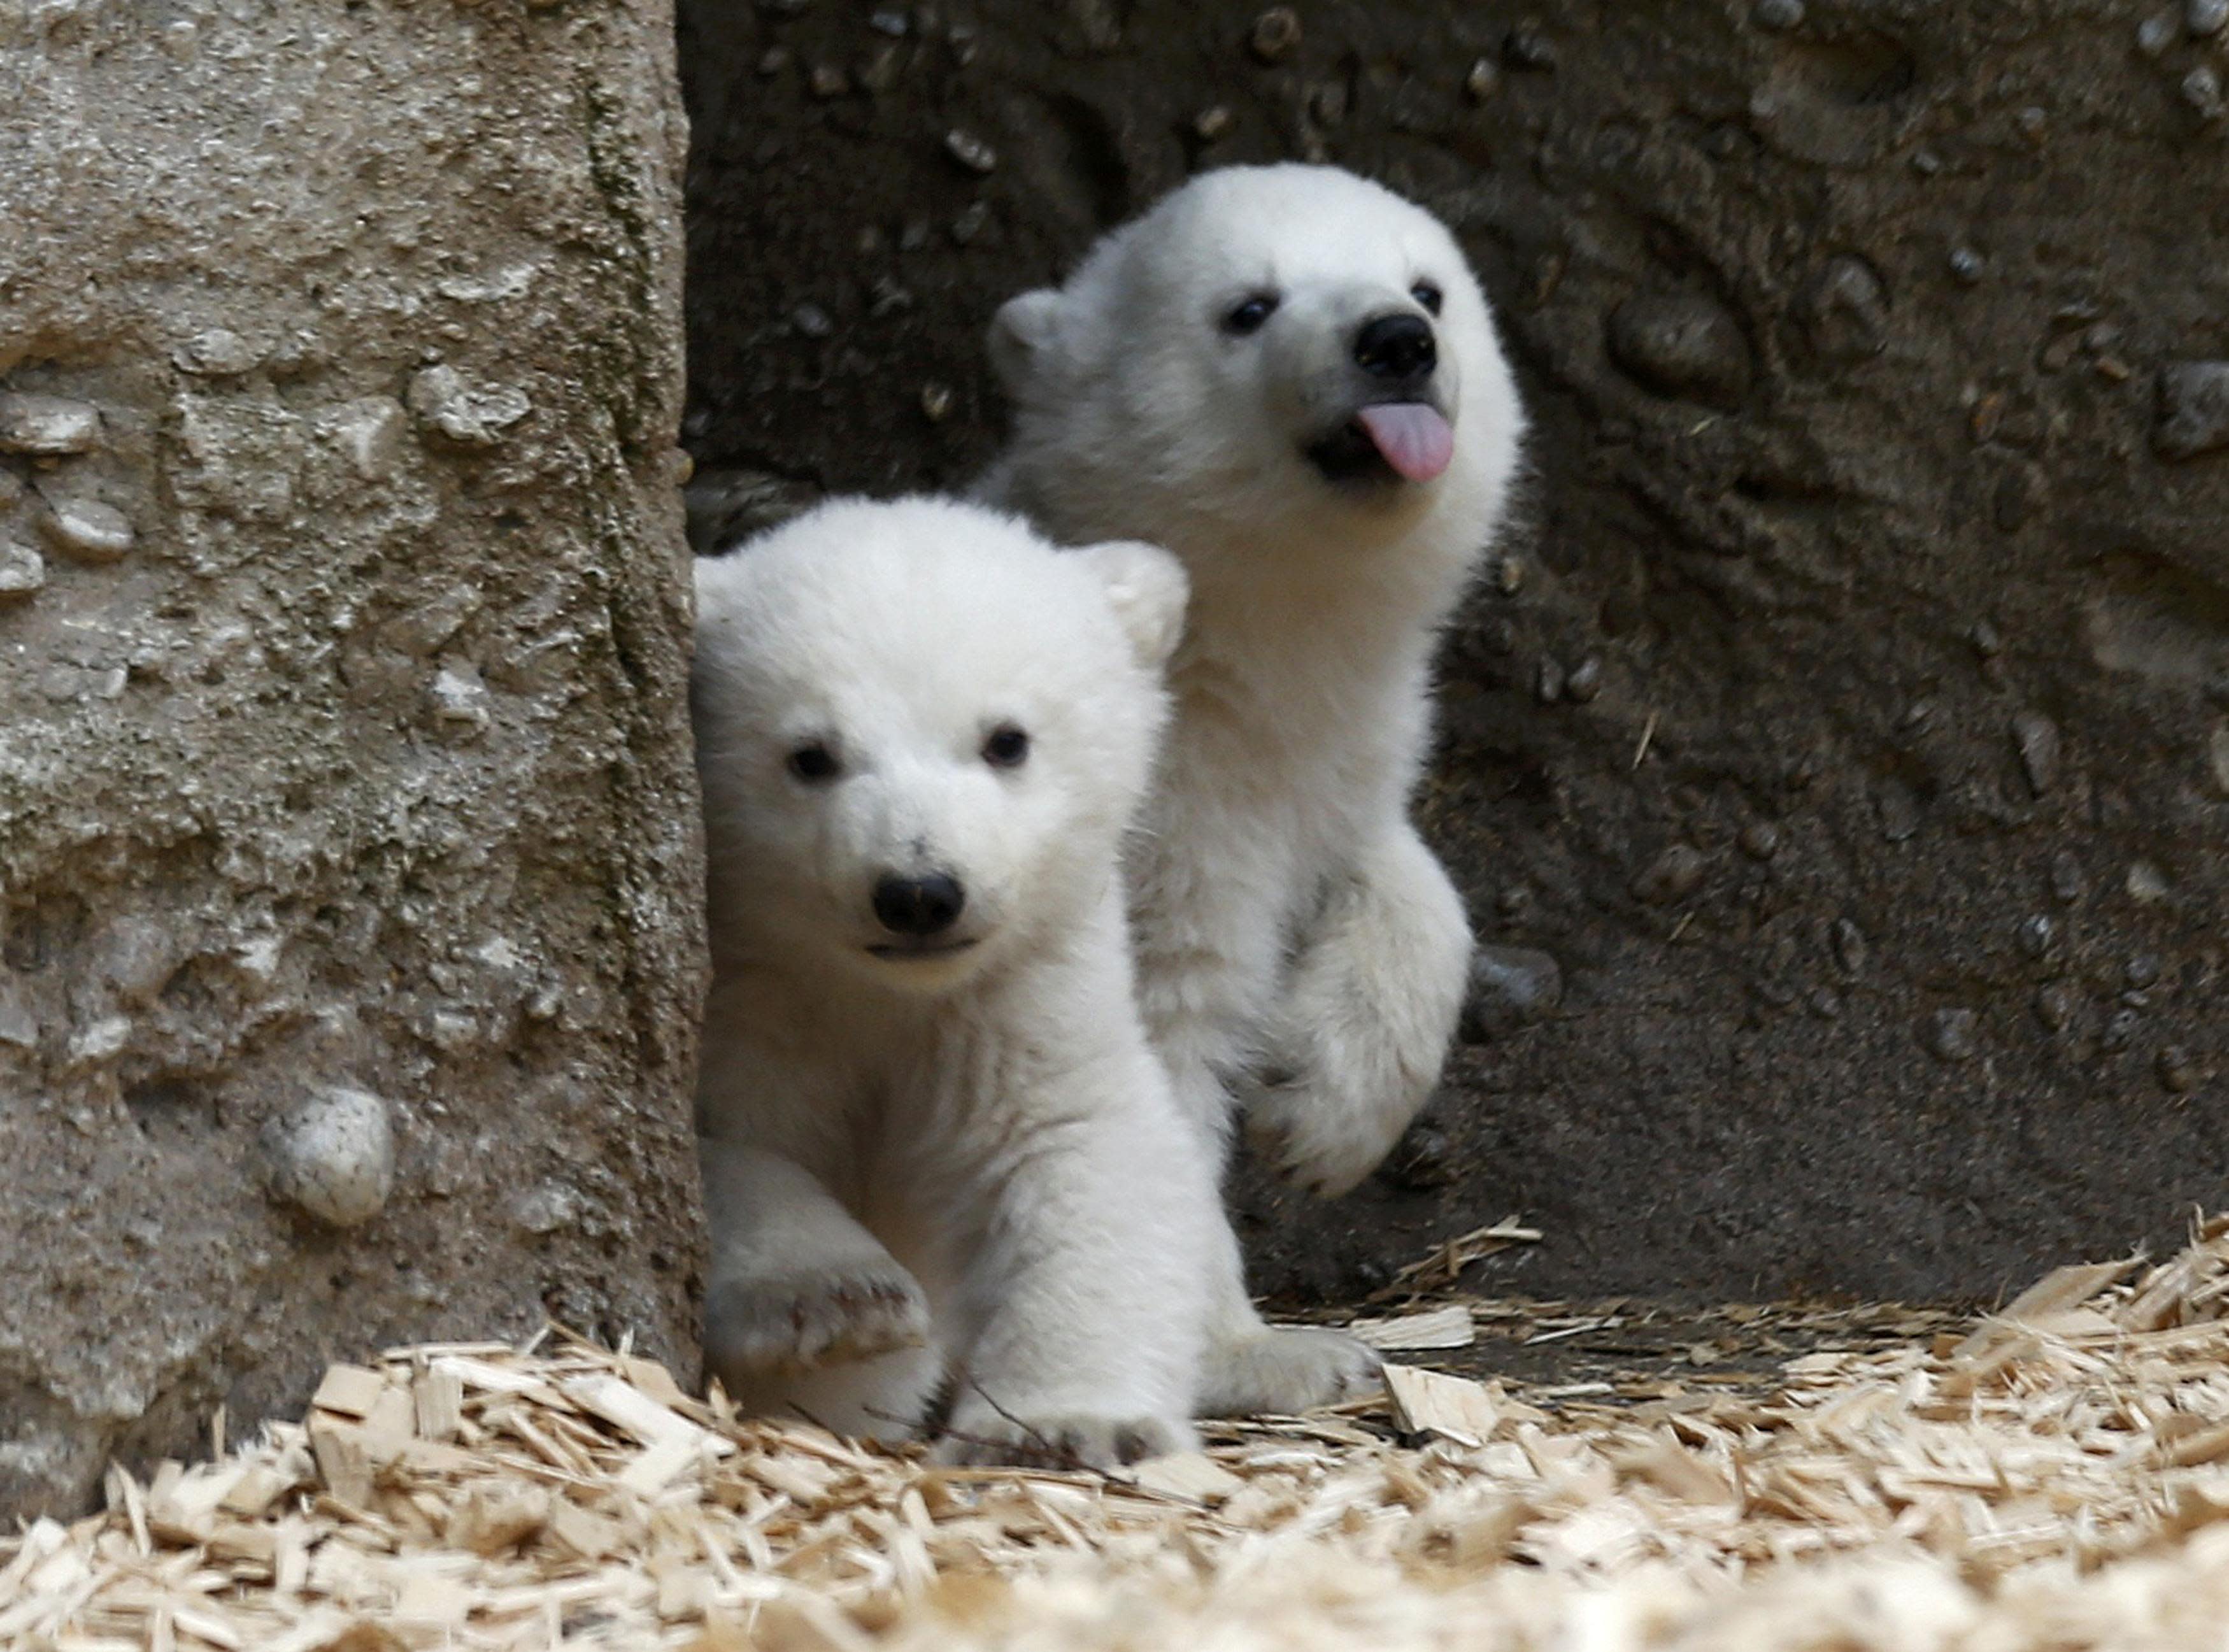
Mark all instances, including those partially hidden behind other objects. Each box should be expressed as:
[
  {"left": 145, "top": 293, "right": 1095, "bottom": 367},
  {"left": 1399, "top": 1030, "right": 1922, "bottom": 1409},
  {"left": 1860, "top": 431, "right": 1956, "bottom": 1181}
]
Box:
[
  {"left": 988, "top": 288, "right": 1066, "bottom": 398},
  {"left": 1072, "top": 539, "right": 1189, "bottom": 673}
]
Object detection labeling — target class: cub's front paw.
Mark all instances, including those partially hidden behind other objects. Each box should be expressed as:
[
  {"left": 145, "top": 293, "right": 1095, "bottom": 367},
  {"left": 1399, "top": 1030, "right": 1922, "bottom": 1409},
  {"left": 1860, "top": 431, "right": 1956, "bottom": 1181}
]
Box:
[
  {"left": 932, "top": 1407, "right": 1195, "bottom": 1470},
  {"left": 1195, "top": 1324, "right": 1383, "bottom": 1417},
  {"left": 704, "top": 1260, "right": 930, "bottom": 1380}
]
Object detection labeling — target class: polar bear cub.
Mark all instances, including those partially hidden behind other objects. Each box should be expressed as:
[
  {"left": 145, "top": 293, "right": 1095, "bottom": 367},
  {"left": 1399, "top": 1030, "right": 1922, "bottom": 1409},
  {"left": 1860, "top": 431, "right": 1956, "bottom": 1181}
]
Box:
[
  {"left": 982, "top": 164, "right": 1527, "bottom": 1414},
  {"left": 691, "top": 496, "right": 1217, "bottom": 1467}
]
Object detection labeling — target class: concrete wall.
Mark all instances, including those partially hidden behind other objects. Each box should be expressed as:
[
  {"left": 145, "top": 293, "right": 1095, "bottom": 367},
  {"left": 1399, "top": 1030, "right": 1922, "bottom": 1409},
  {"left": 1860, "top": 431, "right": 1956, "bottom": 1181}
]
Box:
[{"left": 0, "top": 0, "right": 706, "bottom": 1516}]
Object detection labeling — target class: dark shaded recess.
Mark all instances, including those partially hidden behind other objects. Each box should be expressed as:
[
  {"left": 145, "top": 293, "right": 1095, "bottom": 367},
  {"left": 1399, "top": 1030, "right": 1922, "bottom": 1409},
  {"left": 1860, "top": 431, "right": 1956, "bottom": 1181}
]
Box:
[{"left": 679, "top": 0, "right": 2229, "bottom": 1305}]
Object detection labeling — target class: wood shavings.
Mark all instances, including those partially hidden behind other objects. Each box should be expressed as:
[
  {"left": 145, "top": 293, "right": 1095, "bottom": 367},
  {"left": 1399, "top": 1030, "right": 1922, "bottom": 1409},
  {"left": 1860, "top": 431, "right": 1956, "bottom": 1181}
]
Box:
[
  {"left": 409, "top": 1364, "right": 465, "bottom": 1442},
  {"left": 1346, "top": 1304, "right": 1476, "bottom": 1351},
  {"left": 10, "top": 1221, "right": 2229, "bottom": 1649},
  {"left": 1129, "top": 1453, "right": 1246, "bottom": 1503},
  {"left": 308, "top": 1365, "right": 390, "bottom": 1420},
  {"left": 1371, "top": 1216, "right": 1542, "bottom": 1300},
  {"left": 1384, "top": 1365, "right": 1513, "bottom": 1447}
]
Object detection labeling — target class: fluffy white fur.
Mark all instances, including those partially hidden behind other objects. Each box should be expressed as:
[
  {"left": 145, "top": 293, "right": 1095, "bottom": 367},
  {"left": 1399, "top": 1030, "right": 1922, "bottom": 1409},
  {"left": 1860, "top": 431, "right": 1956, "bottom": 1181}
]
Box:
[
  {"left": 981, "top": 164, "right": 1527, "bottom": 1414},
  {"left": 691, "top": 497, "right": 1217, "bottom": 1468}
]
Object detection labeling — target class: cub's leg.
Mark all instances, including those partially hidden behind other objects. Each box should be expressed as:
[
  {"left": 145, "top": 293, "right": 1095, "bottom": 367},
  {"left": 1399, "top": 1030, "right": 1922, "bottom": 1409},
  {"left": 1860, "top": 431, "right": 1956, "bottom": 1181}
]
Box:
[
  {"left": 1143, "top": 1052, "right": 1385, "bottom": 1419},
  {"left": 932, "top": 1048, "right": 1215, "bottom": 1469},
  {"left": 1243, "top": 818, "right": 1471, "bottom": 1197},
  {"left": 1192, "top": 1215, "right": 1385, "bottom": 1416},
  {"left": 1132, "top": 894, "right": 1386, "bottom": 1416},
  {"left": 698, "top": 1136, "right": 939, "bottom": 1435}
]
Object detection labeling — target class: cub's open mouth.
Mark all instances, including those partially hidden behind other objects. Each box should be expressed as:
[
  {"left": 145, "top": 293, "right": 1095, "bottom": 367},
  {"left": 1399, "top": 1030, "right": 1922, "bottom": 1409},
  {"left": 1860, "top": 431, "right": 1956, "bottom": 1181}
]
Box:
[
  {"left": 1305, "top": 401, "right": 1455, "bottom": 487},
  {"left": 866, "top": 939, "right": 980, "bottom": 960}
]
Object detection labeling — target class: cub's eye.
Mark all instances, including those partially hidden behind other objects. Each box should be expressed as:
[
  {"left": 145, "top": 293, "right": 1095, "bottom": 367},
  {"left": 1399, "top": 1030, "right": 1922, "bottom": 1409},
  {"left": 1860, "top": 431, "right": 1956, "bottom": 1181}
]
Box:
[
  {"left": 786, "top": 741, "right": 841, "bottom": 783},
  {"left": 1410, "top": 280, "right": 1444, "bottom": 317},
  {"left": 981, "top": 723, "right": 1030, "bottom": 769},
  {"left": 1222, "top": 292, "right": 1280, "bottom": 336}
]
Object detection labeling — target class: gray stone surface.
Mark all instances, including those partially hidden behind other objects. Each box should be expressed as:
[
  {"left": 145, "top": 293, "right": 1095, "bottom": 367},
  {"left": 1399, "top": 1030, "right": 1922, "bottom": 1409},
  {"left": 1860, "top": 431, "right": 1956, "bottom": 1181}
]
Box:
[
  {"left": 0, "top": 1, "right": 706, "bottom": 1516},
  {"left": 678, "top": 0, "right": 2229, "bottom": 1307}
]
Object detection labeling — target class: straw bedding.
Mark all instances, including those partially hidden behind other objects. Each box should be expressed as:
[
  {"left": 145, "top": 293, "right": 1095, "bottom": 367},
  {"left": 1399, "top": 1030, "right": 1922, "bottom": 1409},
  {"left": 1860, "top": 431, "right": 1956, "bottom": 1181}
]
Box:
[{"left": 8, "top": 1214, "right": 2229, "bottom": 1651}]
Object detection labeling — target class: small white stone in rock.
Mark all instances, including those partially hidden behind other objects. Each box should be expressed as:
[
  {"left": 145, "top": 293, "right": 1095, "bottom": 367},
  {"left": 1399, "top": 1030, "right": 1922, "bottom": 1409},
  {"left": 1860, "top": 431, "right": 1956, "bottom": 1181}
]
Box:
[
  {"left": 0, "top": 542, "right": 46, "bottom": 599},
  {"left": 943, "top": 129, "right": 998, "bottom": 173},
  {"left": 0, "top": 392, "right": 101, "bottom": 456},
  {"left": 2183, "top": 64, "right": 2225, "bottom": 118},
  {"left": 407, "top": 366, "right": 532, "bottom": 448},
  {"left": 512, "top": 1181, "right": 580, "bottom": 1236},
  {"left": 428, "top": 660, "right": 491, "bottom": 727},
  {"left": 38, "top": 498, "right": 134, "bottom": 563},
  {"left": 425, "top": 1009, "right": 479, "bottom": 1051},
  {"left": 320, "top": 397, "right": 408, "bottom": 481},
  {"left": 0, "top": 390, "right": 101, "bottom": 455},
  {"left": 67, "top": 1015, "right": 132, "bottom": 1065},
  {"left": 263, "top": 1085, "right": 395, "bottom": 1228},
  {"left": 234, "top": 934, "right": 285, "bottom": 986},
  {"left": 173, "top": 328, "right": 260, "bottom": 376}
]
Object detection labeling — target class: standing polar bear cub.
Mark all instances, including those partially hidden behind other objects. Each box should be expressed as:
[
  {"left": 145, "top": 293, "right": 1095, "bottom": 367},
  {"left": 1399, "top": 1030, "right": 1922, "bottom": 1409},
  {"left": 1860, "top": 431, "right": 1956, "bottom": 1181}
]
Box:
[
  {"left": 983, "top": 164, "right": 1527, "bottom": 1413},
  {"left": 692, "top": 497, "right": 1217, "bottom": 1467}
]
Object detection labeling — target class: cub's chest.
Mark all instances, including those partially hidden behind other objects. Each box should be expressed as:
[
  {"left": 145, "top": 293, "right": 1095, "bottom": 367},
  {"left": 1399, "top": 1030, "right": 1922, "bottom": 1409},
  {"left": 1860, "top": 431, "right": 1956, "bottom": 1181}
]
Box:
[{"left": 1164, "top": 643, "right": 1405, "bottom": 803}]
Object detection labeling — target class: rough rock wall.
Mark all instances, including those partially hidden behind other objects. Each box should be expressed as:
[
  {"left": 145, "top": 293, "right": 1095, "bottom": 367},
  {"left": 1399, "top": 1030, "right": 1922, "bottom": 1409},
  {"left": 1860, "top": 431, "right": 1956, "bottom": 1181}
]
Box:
[
  {"left": 679, "top": 0, "right": 2229, "bottom": 1306},
  {"left": 0, "top": 0, "right": 706, "bottom": 1516}
]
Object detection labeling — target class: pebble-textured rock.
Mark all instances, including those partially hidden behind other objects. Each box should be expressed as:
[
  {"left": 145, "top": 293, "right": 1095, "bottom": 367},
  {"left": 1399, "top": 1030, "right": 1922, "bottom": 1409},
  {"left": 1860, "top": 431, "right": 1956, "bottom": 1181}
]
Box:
[
  {"left": 676, "top": 2, "right": 2229, "bottom": 1311},
  {"left": 1, "top": 2, "right": 706, "bottom": 1517},
  {"left": 0, "top": 394, "right": 101, "bottom": 456},
  {"left": 2156, "top": 362, "right": 2229, "bottom": 459},
  {"left": 0, "top": 541, "right": 45, "bottom": 599},
  {"left": 1795, "top": 255, "right": 1891, "bottom": 367},
  {"left": 1607, "top": 294, "right": 1752, "bottom": 409},
  {"left": 261, "top": 1086, "right": 396, "bottom": 1229},
  {"left": 1460, "top": 946, "right": 1565, "bottom": 1044},
  {"left": 36, "top": 497, "right": 134, "bottom": 564}
]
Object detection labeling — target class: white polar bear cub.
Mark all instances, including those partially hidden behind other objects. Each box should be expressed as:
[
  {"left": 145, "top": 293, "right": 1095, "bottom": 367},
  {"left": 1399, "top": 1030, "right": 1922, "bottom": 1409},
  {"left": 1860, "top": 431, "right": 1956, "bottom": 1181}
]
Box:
[
  {"left": 691, "top": 495, "right": 1218, "bottom": 1468},
  {"left": 982, "top": 164, "right": 1527, "bottom": 1414}
]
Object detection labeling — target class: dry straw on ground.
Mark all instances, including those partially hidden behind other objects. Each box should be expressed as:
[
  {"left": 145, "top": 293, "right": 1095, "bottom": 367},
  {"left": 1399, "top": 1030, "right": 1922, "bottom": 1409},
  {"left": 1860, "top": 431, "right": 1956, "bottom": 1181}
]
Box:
[{"left": 10, "top": 1215, "right": 2229, "bottom": 1651}]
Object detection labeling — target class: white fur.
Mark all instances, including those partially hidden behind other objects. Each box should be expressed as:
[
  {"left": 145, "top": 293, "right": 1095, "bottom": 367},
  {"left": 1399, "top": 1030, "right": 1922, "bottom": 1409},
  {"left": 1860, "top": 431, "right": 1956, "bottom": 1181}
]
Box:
[
  {"left": 692, "top": 497, "right": 1218, "bottom": 1467},
  {"left": 982, "top": 164, "right": 1527, "bottom": 1414}
]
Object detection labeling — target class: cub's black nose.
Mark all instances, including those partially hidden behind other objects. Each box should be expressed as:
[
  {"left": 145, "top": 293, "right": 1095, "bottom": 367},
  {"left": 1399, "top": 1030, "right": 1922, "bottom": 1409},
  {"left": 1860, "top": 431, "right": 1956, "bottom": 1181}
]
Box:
[
  {"left": 1353, "top": 312, "right": 1437, "bottom": 382},
  {"left": 872, "top": 872, "right": 966, "bottom": 936}
]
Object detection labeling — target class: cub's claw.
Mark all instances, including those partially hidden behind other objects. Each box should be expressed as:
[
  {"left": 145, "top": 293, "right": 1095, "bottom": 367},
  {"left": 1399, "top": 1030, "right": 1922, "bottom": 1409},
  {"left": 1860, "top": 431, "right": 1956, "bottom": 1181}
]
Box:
[{"left": 933, "top": 1408, "right": 1195, "bottom": 1470}]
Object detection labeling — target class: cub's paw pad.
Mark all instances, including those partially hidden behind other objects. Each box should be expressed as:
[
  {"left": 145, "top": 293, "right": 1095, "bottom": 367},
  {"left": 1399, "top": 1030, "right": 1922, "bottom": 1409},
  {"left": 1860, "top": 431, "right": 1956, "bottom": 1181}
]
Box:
[
  {"left": 932, "top": 1410, "right": 1194, "bottom": 1471},
  {"left": 1197, "top": 1325, "right": 1384, "bottom": 1417},
  {"left": 704, "top": 1263, "right": 929, "bottom": 1378}
]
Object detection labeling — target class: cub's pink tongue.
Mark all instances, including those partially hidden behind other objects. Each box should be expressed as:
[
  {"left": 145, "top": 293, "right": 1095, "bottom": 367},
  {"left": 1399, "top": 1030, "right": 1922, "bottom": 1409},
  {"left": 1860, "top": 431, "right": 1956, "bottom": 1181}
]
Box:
[{"left": 1355, "top": 402, "right": 1454, "bottom": 482}]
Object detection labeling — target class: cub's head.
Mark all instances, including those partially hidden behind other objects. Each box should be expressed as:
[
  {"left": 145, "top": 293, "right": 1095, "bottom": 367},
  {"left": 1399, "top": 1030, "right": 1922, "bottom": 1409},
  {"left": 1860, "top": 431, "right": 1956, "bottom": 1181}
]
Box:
[
  {"left": 692, "top": 497, "right": 1186, "bottom": 993},
  {"left": 990, "top": 163, "right": 1523, "bottom": 559}
]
